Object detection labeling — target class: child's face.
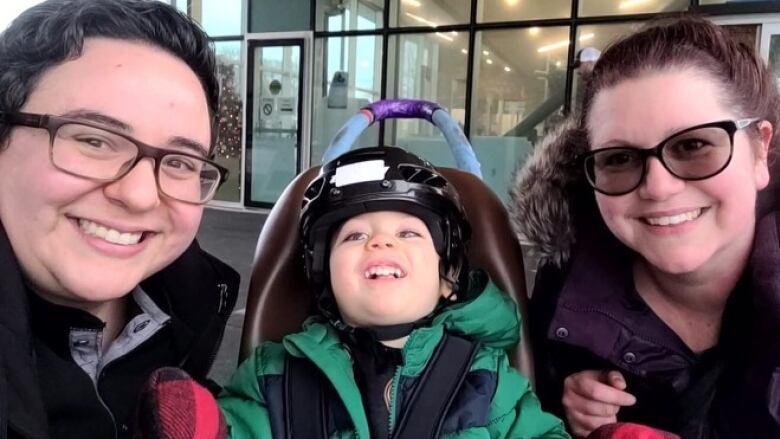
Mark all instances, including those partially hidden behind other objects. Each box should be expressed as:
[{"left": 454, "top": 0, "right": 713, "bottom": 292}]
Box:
[{"left": 328, "top": 210, "right": 451, "bottom": 328}]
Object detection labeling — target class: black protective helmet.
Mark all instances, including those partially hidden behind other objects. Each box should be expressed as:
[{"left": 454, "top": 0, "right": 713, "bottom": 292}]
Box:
[{"left": 300, "top": 146, "right": 471, "bottom": 298}]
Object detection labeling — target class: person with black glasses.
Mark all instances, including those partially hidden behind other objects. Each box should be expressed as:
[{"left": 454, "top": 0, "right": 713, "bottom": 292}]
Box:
[
  {"left": 512, "top": 17, "right": 779, "bottom": 439},
  {"left": 0, "top": 1, "right": 239, "bottom": 438}
]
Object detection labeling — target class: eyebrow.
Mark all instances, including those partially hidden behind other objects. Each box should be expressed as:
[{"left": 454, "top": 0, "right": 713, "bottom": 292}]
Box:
[
  {"left": 61, "top": 109, "right": 131, "bottom": 131},
  {"left": 60, "top": 109, "right": 210, "bottom": 157},
  {"left": 169, "top": 136, "right": 210, "bottom": 158}
]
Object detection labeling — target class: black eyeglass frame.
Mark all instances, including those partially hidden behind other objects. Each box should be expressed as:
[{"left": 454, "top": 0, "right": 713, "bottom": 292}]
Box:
[
  {"left": 0, "top": 111, "right": 229, "bottom": 205},
  {"left": 582, "top": 118, "right": 759, "bottom": 196}
]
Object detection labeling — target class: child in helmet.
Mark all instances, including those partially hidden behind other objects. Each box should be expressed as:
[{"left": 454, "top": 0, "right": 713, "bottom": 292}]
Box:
[{"left": 218, "top": 146, "right": 569, "bottom": 439}]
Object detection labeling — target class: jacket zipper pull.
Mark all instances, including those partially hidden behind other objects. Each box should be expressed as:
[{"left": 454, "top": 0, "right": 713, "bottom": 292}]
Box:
[{"left": 217, "top": 283, "right": 228, "bottom": 314}]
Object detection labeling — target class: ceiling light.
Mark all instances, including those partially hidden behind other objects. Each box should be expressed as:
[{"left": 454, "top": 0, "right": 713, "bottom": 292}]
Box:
[
  {"left": 505, "top": 0, "right": 519, "bottom": 5},
  {"left": 482, "top": 50, "right": 489, "bottom": 56},
  {"left": 619, "top": 0, "right": 650, "bottom": 9},
  {"left": 405, "top": 12, "right": 437, "bottom": 27},
  {"left": 461, "top": 48, "right": 468, "bottom": 54},
  {"left": 486, "top": 59, "right": 493, "bottom": 64},
  {"left": 528, "top": 27, "right": 540, "bottom": 36},
  {"left": 436, "top": 32, "right": 453, "bottom": 42},
  {"left": 402, "top": 0, "right": 422, "bottom": 7},
  {"left": 504, "top": 66, "right": 511, "bottom": 72},
  {"left": 537, "top": 33, "right": 595, "bottom": 53},
  {"left": 537, "top": 40, "right": 569, "bottom": 53}
]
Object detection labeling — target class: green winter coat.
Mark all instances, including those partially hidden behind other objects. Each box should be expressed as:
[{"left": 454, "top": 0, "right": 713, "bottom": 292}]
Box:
[{"left": 219, "top": 282, "right": 569, "bottom": 439}]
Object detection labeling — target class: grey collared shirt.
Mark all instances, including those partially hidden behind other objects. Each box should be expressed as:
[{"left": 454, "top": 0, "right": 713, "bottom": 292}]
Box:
[{"left": 69, "top": 287, "right": 171, "bottom": 384}]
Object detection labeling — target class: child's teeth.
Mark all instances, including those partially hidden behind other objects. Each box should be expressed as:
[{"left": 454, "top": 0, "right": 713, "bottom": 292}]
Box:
[{"left": 364, "top": 265, "right": 406, "bottom": 279}]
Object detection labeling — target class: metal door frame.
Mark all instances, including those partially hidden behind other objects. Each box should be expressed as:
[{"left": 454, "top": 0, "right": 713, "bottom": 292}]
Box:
[{"left": 242, "top": 31, "right": 312, "bottom": 208}]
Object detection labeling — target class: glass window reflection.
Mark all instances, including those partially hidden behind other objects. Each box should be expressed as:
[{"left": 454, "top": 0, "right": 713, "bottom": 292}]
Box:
[
  {"left": 315, "top": 0, "right": 384, "bottom": 32},
  {"left": 389, "top": 0, "right": 470, "bottom": 28},
  {"left": 470, "top": 27, "right": 570, "bottom": 201},
  {"left": 478, "top": 0, "right": 571, "bottom": 22},
  {"left": 190, "top": 0, "right": 243, "bottom": 36},
  {"left": 384, "top": 32, "right": 468, "bottom": 167},
  {"left": 571, "top": 23, "right": 641, "bottom": 111},
  {"left": 579, "top": 0, "right": 687, "bottom": 17},
  {"left": 312, "top": 36, "right": 383, "bottom": 164},
  {"left": 700, "top": 0, "right": 777, "bottom": 4},
  {"left": 213, "top": 41, "right": 243, "bottom": 202}
]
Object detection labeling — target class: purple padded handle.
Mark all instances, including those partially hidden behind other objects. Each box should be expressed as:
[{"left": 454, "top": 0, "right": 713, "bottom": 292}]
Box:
[
  {"left": 364, "top": 99, "right": 441, "bottom": 123},
  {"left": 322, "top": 99, "right": 482, "bottom": 177}
]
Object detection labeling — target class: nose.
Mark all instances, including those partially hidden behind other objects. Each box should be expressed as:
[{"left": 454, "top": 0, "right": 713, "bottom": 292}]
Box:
[
  {"left": 102, "top": 158, "right": 161, "bottom": 211},
  {"left": 367, "top": 232, "right": 394, "bottom": 249},
  {"left": 636, "top": 157, "right": 686, "bottom": 201}
]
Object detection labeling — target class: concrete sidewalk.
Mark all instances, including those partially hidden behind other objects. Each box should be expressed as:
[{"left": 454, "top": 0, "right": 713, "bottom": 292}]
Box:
[{"left": 196, "top": 207, "right": 267, "bottom": 384}]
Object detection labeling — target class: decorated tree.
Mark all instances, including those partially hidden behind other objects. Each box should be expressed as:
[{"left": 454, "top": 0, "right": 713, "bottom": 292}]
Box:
[{"left": 216, "top": 60, "right": 242, "bottom": 160}]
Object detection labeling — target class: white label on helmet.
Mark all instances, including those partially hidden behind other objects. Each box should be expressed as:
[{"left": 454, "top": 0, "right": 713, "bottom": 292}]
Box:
[{"left": 331, "top": 160, "right": 389, "bottom": 187}]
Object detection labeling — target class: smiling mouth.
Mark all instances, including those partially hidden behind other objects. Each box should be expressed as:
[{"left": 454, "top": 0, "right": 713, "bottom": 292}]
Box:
[
  {"left": 642, "top": 208, "right": 706, "bottom": 226},
  {"left": 364, "top": 265, "right": 407, "bottom": 279},
  {"left": 77, "top": 218, "right": 147, "bottom": 246}
]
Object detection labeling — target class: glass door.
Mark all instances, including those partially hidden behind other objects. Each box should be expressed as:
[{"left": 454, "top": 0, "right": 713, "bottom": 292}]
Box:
[
  {"left": 244, "top": 38, "right": 307, "bottom": 207},
  {"left": 761, "top": 23, "right": 780, "bottom": 90}
]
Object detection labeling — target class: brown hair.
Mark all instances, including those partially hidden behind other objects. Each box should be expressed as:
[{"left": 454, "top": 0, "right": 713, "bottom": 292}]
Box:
[{"left": 579, "top": 16, "right": 780, "bottom": 151}]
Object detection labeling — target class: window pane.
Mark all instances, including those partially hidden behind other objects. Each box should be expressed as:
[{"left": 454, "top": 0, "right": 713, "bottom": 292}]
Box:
[
  {"left": 384, "top": 33, "right": 468, "bottom": 163},
  {"left": 770, "top": 34, "right": 780, "bottom": 89},
  {"left": 478, "top": 0, "right": 571, "bottom": 22},
  {"left": 389, "top": 0, "right": 470, "bottom": 28},
  {"left": 470, "top": 27, "right": 570, "bottom": 201},
  {"left": 701, "top": 0, "right": 778, "bottom": 3},
  {"left": 213, "top": 41, "right": 243, "bottom": 202},
  {"left": 191, "top": 0, "right": 243, "bottom": 36},
  {"left": 249, "top": 0, "right": 310, "bottom": 33},
  {"left": 315, "top": 0, "right": 384, "bottom": 32},
  {"left": 579, "top": 0, "right": 687, "bottom": 17},
  {"left": 0, "top": 0, "right": 44, "bottom": 31},
  {"left": 312, "top": 36, "right": 382, "bottom": 164},
  {"left": 174, "top": 0, "right": 187, "bottom": 15},
  {"left": 570, "top": 23, "right": 642, "bottom": 111}
]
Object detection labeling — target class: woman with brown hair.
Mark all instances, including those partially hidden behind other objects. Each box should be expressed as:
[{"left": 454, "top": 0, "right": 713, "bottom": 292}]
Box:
[{"left": 512, "top": 17, "right": 780, "bottom": 438}]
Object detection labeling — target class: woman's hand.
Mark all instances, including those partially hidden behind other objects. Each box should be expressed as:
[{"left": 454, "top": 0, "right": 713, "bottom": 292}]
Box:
[{"left": 562, "top": 370, "right": 637, "bottom": 438}]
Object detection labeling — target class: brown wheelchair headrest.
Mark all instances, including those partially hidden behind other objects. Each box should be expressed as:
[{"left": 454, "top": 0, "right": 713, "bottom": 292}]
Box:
[{"left": 240, "top": 166, "right": 534, "bottom": 382}]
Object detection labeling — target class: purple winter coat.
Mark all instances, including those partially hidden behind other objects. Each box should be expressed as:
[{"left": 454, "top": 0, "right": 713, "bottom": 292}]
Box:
[{"left": 510, "top": 120, "right": 780, "bottom": 439}]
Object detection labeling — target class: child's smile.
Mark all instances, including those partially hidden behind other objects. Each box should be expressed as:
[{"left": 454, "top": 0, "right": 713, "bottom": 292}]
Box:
[{"left": 363, "top": 260, "right": 407, "bottom": 280}]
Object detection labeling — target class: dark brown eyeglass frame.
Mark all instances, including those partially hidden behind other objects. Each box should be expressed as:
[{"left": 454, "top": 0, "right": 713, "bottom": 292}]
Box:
[
  {"left": 0, "top": 111, "right": 229, "bottom": 204},
  {"left": 581, "top": 118, "right": 758, "bottom": 196}
]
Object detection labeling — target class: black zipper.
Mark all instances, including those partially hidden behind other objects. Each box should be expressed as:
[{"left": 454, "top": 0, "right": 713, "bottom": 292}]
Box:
[
  {"left": 93, "top": 371, "right": 119, "bottom": 439},
  {"left": 203, "top": 283, "right": 232, "bottom": 369}
]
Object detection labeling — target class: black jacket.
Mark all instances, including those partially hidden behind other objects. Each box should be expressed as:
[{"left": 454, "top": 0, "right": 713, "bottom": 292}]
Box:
[{"left": 0, "top": 225, "right": 239, "bottom": 439}]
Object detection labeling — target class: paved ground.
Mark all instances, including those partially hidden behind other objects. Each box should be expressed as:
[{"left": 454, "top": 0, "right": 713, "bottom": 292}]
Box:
[{"left": 196, "top": 207, "right": 267, "bottom": 384}]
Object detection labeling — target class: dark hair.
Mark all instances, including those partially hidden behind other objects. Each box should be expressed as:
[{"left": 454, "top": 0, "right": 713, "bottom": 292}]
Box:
[
  {"left": 0, "top": 0, "right": 219, "bottom": 146},
  {"left": 580, "top": 16, "right": 780, "bottom": 151}
]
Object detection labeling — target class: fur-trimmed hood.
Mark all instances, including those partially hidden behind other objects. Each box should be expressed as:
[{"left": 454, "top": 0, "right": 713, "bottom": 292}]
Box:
[{"left": 509, "top": 118, "right": 593, "bottom": 266}]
